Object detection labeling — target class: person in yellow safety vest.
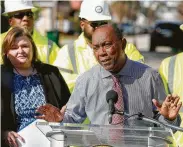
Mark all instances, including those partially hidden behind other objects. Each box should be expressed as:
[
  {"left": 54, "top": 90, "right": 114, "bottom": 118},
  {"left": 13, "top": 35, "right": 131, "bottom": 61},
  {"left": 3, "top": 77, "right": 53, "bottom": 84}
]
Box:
[
  {"left": 159, "top": 24, "right": 183, "bottom": 146},
  {"left": 54, "top": 0, "right": 144, "bottom": 92},
  {"left": 0, "top": 0, "right": 59, "bottom": 64}
]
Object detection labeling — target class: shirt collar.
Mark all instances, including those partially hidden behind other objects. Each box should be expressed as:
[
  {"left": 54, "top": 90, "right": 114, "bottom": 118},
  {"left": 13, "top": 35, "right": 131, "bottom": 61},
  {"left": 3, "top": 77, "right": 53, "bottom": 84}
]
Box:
[
  {"left": 118, "top": 58, "right": 133, "bottom": 77},
  {"left": 101, "top": 58, "right": 133, "bottom": 78}
]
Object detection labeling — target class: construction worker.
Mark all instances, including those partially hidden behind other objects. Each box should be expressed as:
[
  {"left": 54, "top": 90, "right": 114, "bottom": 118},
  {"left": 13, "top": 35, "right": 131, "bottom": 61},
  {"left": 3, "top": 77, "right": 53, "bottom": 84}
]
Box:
[
  {"left": 159, "top": 24, "right": 183, "bottom": 147},
  {"left": 54, "top": 0, "right": 144, "bottom": 92},
  {"left": 0, "top": 0, "right": 59, "bottom": 64}
]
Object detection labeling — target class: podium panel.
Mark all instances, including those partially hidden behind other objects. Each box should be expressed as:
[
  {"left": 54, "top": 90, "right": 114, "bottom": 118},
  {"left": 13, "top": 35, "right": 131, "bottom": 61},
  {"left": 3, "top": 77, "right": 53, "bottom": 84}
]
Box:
[{"left": 36, "top": 121, "right": 174, "bottom": 147}]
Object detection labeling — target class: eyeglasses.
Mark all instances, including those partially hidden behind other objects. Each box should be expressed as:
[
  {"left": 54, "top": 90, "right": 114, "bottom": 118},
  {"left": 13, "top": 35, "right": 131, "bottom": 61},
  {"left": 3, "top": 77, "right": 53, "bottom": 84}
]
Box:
[
  {"left": 9, "top": 11, "right": 34, "bottom": 19},
  {"left": 82, "top": 19, "right": 108, "bottom": 28}
]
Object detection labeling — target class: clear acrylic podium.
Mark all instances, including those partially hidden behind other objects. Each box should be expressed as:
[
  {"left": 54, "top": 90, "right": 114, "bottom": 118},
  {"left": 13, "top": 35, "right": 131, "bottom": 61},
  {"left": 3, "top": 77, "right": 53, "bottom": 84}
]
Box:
[{"left": 36, "top": 120, "right": 174, "bottom": 147}]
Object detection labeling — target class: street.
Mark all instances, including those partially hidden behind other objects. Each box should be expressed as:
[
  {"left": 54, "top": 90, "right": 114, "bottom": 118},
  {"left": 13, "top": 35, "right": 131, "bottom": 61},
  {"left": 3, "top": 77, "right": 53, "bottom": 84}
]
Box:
[{"left": 141, "top": 51, "right": 174, "bottom": 70}]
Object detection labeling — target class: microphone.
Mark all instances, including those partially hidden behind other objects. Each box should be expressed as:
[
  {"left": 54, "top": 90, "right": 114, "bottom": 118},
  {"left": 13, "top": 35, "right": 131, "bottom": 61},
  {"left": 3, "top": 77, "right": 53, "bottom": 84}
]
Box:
[{"left": 106, "top": 90, "right": 118, "bottom": 124}]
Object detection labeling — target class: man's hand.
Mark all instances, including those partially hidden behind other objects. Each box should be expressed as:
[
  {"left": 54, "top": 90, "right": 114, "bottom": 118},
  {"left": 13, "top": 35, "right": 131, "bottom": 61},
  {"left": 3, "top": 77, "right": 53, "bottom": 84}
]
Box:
[
  {"left": 152, "top": 95, "right": 182, "bottom": 121},
  {"left": 6, "top": 131, "right": 25, "bottom": 147},
  {"left": 35, "top": 104, "right": 66, "bottom": 122}
]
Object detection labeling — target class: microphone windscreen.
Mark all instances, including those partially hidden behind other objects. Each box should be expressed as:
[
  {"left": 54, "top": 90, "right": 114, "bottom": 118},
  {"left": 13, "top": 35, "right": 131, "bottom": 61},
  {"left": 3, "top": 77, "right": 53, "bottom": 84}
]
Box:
[{"left": 106, "top": 90, "right": 118, "bottom": 103}]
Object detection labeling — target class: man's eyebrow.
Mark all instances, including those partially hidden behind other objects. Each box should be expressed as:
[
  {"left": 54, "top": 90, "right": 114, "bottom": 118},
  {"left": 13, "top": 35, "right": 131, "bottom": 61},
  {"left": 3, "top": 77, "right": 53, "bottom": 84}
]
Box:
[{"left": 92, "top": 43, "right": 99, "bottom": 46}]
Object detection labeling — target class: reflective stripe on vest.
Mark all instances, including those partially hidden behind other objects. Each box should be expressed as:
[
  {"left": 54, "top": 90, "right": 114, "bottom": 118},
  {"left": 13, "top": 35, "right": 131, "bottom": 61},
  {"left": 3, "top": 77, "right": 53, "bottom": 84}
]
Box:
[
  {"left": 168, "top": 55, "right": 176, "bottom": 94},
  {"left": 57, "top": 43, "right": 78, "bottom": 74},
  {"left": 168, "top": 55, "right": 183, "bottom": 113},
  {"left": 57, "top": 66, "right": 74, "bottom": 74},
  {"left": 47, "top": 40, "right": 53, "bottom": 63},
  {"left": 68, "top": 42, "right": 78, "bottom": 74}
]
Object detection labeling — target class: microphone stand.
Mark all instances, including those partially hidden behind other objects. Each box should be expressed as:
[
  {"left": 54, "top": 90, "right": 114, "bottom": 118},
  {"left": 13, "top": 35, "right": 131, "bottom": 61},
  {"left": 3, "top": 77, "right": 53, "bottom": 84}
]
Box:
[
  {"left": 136, "top": 113, "right": 183, "bottom": 147},
  {"left": 113, "top": 108, "right": 183, "bottom": 132},
  {"left": 109, "top": 108, "right": 125, "bottom": 124},
  {"left": 112, "top": 110, "right": 183, "bottom": 146},
  {"left": 137, "top": 112, "right": 183, "bottom": 132},
  {"left": 115, "top": 109, "right": 125, "bottom": 116},
  {"left": 112, "top": 107, "right": 183, "bottom": 133}
]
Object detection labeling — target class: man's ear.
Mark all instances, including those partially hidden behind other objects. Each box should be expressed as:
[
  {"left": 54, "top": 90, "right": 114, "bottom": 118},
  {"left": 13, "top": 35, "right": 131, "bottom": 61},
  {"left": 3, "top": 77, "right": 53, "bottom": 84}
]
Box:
[
  {"left": 9, "top": 18, "right": 13, "bottom": 26},
  {"left": 80, "top": 20, "right": 85, "bottom": 31},
  {"left": 121, "top": 38, "right": 127, "bottom": 50}
]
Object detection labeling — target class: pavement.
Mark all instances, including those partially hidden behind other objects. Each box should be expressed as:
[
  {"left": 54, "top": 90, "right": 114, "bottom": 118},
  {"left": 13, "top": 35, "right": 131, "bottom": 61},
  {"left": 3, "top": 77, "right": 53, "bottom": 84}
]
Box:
[{"left": 141, "top": 51, "right": 174, "bottom": 70}]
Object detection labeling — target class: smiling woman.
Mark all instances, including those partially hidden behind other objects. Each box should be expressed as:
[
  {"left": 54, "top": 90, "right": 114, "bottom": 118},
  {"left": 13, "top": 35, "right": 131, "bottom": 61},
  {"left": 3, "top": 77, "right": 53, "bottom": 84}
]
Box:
[{"left": 1, "top": 27, "right": 70, "bottom": 147}]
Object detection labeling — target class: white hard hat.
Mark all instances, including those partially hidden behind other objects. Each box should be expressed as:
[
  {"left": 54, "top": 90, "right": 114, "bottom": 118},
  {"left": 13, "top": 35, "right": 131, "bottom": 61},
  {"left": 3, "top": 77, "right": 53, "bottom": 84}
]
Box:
[
  {"left": 79, "top": 0, "right": 111, "bottom": 21},
  {"left": 180, "top": 24, "right": 183, "bottom": 31},
  {"left": 3, "top": 0, "right": 36, "bottom": 16}
]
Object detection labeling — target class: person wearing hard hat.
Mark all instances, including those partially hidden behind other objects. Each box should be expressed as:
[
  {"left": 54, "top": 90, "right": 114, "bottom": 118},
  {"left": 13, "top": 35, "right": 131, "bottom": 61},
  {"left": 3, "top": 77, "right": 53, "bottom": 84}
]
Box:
[
  {"left": 54, "top": 0, "right": 144, "bottom": 92},
  {"left": 158, "top": 24, "right": 183, "bottom": 147},
  {"left": 0, "top": 0, "right": 60, "bottom": 64}
]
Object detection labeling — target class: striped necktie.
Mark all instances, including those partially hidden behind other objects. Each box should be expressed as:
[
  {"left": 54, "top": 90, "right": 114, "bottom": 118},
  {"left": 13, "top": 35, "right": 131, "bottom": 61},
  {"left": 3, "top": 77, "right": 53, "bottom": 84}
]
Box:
[
  {"left": 109, "top": 75, "right": 124, "bottom": 145},
  {"left": 111, "top": 75, "right": 124, "bottom": 125}
]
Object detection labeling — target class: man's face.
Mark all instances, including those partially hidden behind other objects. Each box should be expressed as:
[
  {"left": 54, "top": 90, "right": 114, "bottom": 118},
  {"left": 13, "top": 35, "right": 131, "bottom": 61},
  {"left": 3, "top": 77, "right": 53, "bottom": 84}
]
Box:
[
  {"left": 8, "top": 10, "right": 34, "bottom": 33},
  {"left": 92, "top": 26, "right": 125, "bottom": 73},
  {"left": 80, "top": 19, "right": 108, "bottom": 42}
]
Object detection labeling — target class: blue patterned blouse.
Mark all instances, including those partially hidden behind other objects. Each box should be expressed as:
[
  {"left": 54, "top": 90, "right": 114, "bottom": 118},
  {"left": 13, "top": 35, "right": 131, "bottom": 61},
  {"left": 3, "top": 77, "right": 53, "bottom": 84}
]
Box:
[{"left": 13, "top": 73, "right": 46, "bottom": 131}]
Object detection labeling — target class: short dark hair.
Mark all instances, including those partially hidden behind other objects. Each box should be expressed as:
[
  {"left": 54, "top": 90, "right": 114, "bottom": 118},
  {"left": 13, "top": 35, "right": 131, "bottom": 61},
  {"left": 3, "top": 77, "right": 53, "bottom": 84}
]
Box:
[
  {"left": 1, "top": 26, "right": 38, "bottom": 67},
  {"left": 111, "top": 23, "right": 124, "bottom": 40},
  {"left": 94, "top": 23, "right": 123, "bottom": 41}
]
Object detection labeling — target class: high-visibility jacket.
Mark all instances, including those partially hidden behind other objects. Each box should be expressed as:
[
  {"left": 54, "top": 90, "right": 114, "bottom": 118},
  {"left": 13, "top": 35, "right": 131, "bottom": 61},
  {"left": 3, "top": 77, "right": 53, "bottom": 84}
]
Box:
[
  {"left": 54, "top": 33, "right": 144, "bottom": 92},
  {"left": 0, "top": 28, "right": 59, "bottom": 64},
  {"left": 159, "top": 52, "right": 183, "bottom": 147}
]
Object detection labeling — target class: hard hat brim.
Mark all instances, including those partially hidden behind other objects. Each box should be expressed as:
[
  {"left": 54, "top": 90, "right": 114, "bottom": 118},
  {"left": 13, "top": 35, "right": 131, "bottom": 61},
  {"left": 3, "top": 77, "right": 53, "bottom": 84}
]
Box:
[
  {"left": 2, "top": 6, "right": 37, "bottom": 16},
  {"left": 79, "top": 14, "right": 111, "bottom": 22}
]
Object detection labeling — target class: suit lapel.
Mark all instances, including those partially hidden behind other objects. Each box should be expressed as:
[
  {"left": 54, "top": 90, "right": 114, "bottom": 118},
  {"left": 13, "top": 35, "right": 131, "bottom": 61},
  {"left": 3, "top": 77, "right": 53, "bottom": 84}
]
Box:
[
  {"left": 36, "top": 63, "right": 59, "bottom": 108},
  {"left": 1, "top": 66, "right": 16, "bottom": 123}
]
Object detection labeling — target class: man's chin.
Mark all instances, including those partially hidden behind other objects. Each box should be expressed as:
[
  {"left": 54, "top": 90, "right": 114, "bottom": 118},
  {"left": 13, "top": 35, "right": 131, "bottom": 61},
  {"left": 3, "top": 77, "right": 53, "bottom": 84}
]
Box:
[
  {"left": 102, "top": 65, "right": 114, "bottom": 72},
  {"left": 22, "top": 26, "right": 32, "bottom": 33}
]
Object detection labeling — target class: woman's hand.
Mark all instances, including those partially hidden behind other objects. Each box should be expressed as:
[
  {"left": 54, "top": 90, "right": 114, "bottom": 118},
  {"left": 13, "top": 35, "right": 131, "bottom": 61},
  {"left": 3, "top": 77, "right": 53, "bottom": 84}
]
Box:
[
  {"left": 35, "top": 104, "right": 66, "bottom": 122},
  {"left": 6, "top": 131, "right": 25, "bottom": 147},
  {"left": 152, "top": 94, "right": 182, "bottom": 121}
]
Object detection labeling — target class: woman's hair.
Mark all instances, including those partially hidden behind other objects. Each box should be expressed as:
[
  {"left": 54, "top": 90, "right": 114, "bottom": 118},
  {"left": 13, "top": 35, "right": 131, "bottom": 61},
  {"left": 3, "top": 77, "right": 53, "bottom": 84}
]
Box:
[{"left": 1, "top": 26, "right": 38, "bottom": 67}]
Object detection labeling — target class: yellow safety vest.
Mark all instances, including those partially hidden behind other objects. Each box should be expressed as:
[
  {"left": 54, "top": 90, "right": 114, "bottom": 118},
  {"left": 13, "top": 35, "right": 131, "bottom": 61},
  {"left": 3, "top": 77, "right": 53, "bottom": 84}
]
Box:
[
  {"left": 159, "top": 52, "right": 183, "bottom": 147},
  {"left": 54, "top": 33, "right": 144, "bottom": 92},
  {"left": 0, "top": 28, "right": 59, "bottom": 64}
]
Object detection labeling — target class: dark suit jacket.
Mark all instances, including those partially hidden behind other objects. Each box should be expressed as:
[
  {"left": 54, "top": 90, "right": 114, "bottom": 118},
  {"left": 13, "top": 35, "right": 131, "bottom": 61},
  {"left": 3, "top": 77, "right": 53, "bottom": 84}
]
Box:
[{"left": 1, "top": 62, "right": 70, "bottom": 146}]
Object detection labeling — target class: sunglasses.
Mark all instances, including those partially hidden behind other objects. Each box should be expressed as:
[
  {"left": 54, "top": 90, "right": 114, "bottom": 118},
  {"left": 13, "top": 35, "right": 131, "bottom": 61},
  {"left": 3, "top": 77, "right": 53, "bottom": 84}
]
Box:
[
  {"left": 10, "top": 11, "right": 34, "bottom": 19},
  {"left": 90, "top": 21, "right": 108, "bottom": 28},
  {"left": 82, "top": 19, "right": 108, "bottom": 28}
]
